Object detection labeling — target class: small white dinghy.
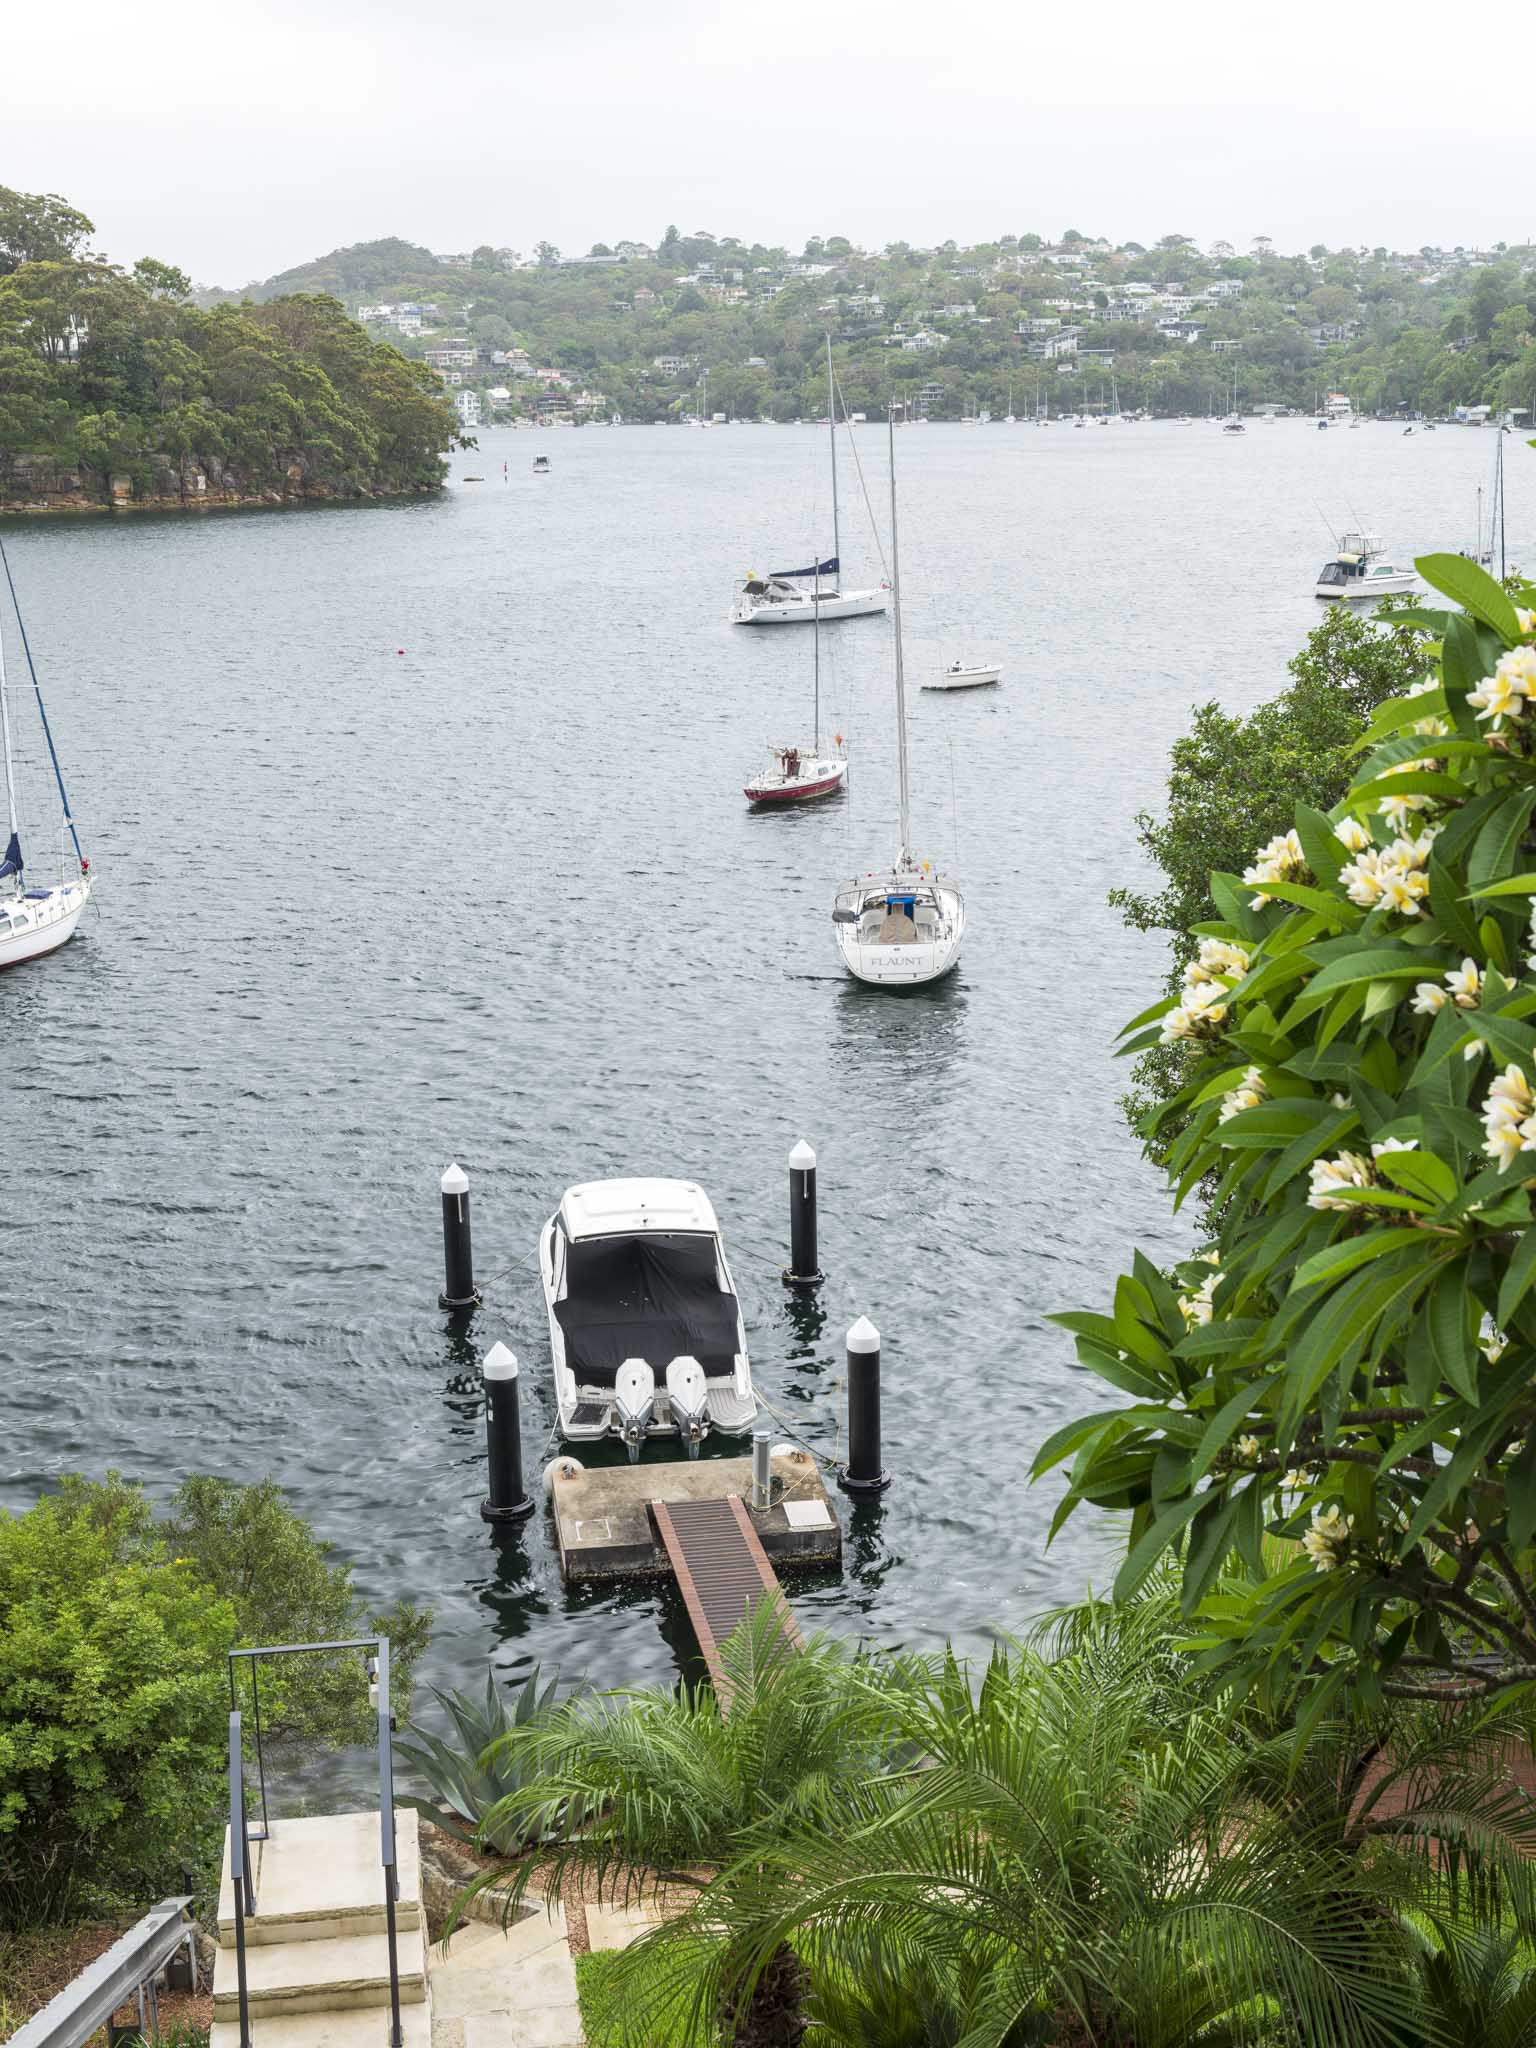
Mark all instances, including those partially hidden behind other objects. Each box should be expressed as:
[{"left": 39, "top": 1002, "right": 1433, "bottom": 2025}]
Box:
[
  {"left": 539, "top": 1178, "right": 757, "bottom": 1459},
  {"left": 924, "top": 661, "right": 1000, "bottom": 691}
]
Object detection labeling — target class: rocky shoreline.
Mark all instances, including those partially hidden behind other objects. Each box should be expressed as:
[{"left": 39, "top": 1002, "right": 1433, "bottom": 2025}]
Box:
[{"left": 0, "top": 453, "right": 444, "bottom": 515}]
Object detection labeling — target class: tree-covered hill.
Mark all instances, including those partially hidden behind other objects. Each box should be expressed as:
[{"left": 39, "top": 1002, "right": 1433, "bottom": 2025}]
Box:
[
  {"left": 0, "top": 189, "right": 461, "bottom": 513},
  {"left": 214, "top": 222, "right": 1536, "bottom": 426}
]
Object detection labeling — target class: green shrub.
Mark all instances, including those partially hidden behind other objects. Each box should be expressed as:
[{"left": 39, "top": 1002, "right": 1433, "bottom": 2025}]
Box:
[
  {"left": 0, "top": 1484, "right": 235, "bottom": 1921},
  {"left": 0, "top": 1472, "right": 432, "bottom": 1923},
  {"left": 165, "top": 1475, "right": 430, "bottom": 1755},
  {"left": 1112, "top": 600, "right": 1423, "bottom": 1152}
]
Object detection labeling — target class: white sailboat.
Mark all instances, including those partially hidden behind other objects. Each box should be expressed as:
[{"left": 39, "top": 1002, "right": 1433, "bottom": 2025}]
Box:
[
  {"left": 833, "top": 412, "right": 965, "bottom": 989},
  {"left": 730, "top": 337, "right": 889, "bottom": 625},
  {"left": 0, "top": 540, "right": 92, "bottom": 970}
]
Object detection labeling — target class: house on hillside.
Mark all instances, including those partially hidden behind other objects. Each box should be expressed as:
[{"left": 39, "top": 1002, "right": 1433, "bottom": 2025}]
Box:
[
  {"left": 454, "top": 390, "right": 481, "bottom": 426},
  {"left": 1025, "top": 326, "right": 1079, "bottom": 360},
  {"left": 424, "top": 345, "right": 476, "bottom": 369}
]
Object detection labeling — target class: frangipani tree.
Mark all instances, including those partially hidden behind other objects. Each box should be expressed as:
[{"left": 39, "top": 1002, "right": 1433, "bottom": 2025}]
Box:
[{"left": 1039, "top": 548, "right": 1536, "bottom": 1710}]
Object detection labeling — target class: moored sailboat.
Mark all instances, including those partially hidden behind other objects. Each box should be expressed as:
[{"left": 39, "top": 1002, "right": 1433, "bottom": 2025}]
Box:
[
  {"left": 832, "top": 412, "right": 965, "bottom": 989},
  {"left": 731, "top": 338, "right": 889, "bottom": 624},
  {"left": 0, "top": 539, "right": 92, "bottom": 970},
  {"left": 743, "top": 565, "right": 848, "bottom": 804}
]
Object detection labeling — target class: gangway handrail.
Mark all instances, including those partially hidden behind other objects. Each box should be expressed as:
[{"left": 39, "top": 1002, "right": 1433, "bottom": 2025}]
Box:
[
  {"left": 7, "top": 1896, "right": 192, "bottom": 2048},
  {"left": 227, "top": 1637, "right": 402, "bottom": 2048}
]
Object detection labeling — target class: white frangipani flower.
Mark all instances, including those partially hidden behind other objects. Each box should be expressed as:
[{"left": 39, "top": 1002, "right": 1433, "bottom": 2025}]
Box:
[
  {"left": 1469, "top": 648, "right": 1536, "bottom": 730},
  {"left": 1480, "top": 1313, "right": 1509, "bottom": 1364},
  {"left": 1219, "top": 1065, "right": 1269, "bottom": 1123},
  {"left": 1237, "top": 1434, "right": 1262, "bottom": 1462},
  {"left": 1308, "top": 1151, "right": 1377, "bottom": 1209},
  {"left": 1483, "top": 1065, "right": 1536, "bottom": 1171},
  {"left": 1178, "top": 1267, "right": 1221, "bottom": 1328},
  {"left": 1302, "top": 1504, "right": 1353, "bottom": 1573},
  {"left": 1376, "top": 758, "right": 1439, "bottom": 832},
  {"left": 1334, "top": 813, "right": 1374, "bottom": 854},
  {"left": 1242, "top": 828, "right": 1305, "bottom": 907}
]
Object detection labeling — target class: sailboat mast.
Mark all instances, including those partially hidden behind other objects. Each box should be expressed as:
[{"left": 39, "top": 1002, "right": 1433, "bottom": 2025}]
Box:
[
  {"left": 0, "top": 537, "right": 83, "bottom": 868},
  {"left": 887, "top": 405, "right": 911, "bottom": 861},
  {"left": 826, "top": 333, "right": 840, "bottom": 582},
  {"left": 812, "top": 556, "right": 821, "bottom": 752},
  {"left": 1497, "top": 426, "right": 1507, "bottom": 582},
  {"left": 0, "top": 607, "right": 19, "bottom": 859}
]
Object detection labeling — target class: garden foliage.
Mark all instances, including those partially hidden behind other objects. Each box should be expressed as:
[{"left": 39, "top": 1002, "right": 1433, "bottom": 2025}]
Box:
[
  {"left": 0, "top": 1473, "right": 430, "bottom": 1921},
  {"left": 1041, "top": 541, "right": 1536, "bottom": 1708},
  {"left": 395, "top": 1664, "right": 586, "bottom": 1855}
]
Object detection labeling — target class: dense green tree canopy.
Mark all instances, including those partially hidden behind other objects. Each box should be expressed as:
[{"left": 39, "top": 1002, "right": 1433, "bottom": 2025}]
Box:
[{"left": 0, "top": 192, "right": 459, "bottom": 508}]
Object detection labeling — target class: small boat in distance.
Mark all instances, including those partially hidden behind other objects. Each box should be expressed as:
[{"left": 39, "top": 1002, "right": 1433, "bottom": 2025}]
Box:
[
  {"left": 923, "top": 661, "right": 1001, "bottom": 691},
  {"left": 539, "top": 1178, "right": 757, "bottom": 1460},
  {"left": 0, "top": 538, "right": 92, "bottom": 970},
  {"left": 533, "top": 455, "right": 550, "bottom": 473},
  {"left": 1315, "top": 530, "right": 1418, "bottom": 600}
]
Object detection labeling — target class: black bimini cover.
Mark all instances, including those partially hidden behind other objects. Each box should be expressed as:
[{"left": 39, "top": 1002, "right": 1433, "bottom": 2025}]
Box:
[{"left": 556, "top": 1232, "right": 741, "bottom": 1388}]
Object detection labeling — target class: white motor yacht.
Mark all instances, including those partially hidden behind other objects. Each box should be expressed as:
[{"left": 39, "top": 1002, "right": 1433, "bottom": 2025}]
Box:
[
  {"left": 539, "top": 1178, "right": 757, "bottom": 1459},
  {"left": 1315, "top": 530, "right": 1418, "bottom": 600}
]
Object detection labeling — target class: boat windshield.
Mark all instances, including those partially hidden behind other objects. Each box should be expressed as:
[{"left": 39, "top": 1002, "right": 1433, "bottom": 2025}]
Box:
[{"left": 1318, "top": 563, "right": 1352, "bottom": 585}]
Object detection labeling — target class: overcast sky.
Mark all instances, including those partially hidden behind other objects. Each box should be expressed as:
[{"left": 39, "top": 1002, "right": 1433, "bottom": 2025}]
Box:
[{"left": 10, "top": 0, "right": 1533, "bottom": 284}]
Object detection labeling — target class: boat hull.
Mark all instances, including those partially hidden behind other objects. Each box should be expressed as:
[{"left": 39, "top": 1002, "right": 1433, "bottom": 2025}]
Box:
[
  {"left": 1316, "top": 575, "right": 1418, "bottom": 600},
  {"left": 0, "top": 880, "right": 90, "bottom": 969},
  {"left": 923, "top": 669, "right": 1000, "bottom": 690},
  {"left": 731, "top": 588, "right": 888, "bottom": 625},
  {"left": 833, "top": 874, "right": 965, "bottom": 989},
  {"left": 745, "top": 763, "right": 848, "bottom": 804}
]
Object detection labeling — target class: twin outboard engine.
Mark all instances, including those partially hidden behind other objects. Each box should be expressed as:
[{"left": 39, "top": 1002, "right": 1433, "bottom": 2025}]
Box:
[
  {"left": 614, "top": 1357, "right": 656, "bottom": 1463},
  {"left": 665, "top": 1355, "right": 708, "bottom": 1458}
]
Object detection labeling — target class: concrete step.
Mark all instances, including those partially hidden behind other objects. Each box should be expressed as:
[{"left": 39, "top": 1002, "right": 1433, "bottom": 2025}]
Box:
[
  {"left": 219, "top": 1811, "right": 421, "bottom": 1947},
  {"left": 212, "top": 1921, "right": 427, "bottom": 2020},
  {"left": 209, "top": 1999, "right": 432, "bottom": 2048}
]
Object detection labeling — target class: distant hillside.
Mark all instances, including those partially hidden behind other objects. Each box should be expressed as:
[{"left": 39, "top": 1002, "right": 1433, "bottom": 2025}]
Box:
[
  {"left": 210, "top": 237, "right": 462, "bottom": 306},
  {"left": 210, "top": 224, "right": 1536, "bottom": 427}
]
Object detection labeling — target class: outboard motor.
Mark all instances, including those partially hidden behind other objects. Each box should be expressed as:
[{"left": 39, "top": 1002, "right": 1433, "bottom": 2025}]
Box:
[
  {"left": 614, "top": 1357, "right": 655, "bottom": 1463},
  {"left": 665, "top": 1355, "right": 708, "bottom": 1459}
]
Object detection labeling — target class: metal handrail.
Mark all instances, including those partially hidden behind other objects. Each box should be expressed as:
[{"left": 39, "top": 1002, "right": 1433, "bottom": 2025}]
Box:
[
  {"left": 227, "top": 1637, "right": 401, "bottom": 2048},
  {"left": 8, "top": 1897, "right": 193, "bottom": 2048},
  {"left": 229, "top": 1711, "right": 254, "bottom": 2048}
]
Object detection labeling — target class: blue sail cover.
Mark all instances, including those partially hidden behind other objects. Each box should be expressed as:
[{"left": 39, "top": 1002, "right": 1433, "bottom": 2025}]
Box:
[
  {"left": 0, "top": 832, "right": 20, "bottom": 881},
  {"left": 769, "top": 555, "right": 839, "bottom": 580}
]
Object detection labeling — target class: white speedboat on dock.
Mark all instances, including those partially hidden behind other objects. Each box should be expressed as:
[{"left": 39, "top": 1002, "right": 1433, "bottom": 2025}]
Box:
[
  {"left": 1315, "top": 530, "right": 1418, "bottom": 600},
  {"left": 539, "top": 1178, "right": 757, "bottom": 1460}
]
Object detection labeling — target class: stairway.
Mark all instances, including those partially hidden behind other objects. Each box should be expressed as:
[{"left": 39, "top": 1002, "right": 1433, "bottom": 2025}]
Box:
[{"left": 210, "top": 1809, "right": 430, "bottom": 2048}]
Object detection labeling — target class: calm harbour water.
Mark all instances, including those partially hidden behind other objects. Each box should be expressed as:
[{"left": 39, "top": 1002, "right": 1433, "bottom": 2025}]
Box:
[{"left": 3, "top": 419, "right": 1530, "bottom": 1728}]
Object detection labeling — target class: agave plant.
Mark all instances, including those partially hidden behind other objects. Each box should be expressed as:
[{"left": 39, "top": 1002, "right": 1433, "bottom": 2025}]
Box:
[{"left": 395, "top": 1664, "right": 585, "bottom": 1855}]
